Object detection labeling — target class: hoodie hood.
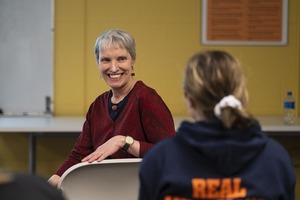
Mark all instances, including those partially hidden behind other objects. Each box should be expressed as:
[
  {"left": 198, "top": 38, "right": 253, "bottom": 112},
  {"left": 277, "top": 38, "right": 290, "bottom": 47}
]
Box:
[{"left": 176, "top": 120, "right": 267, "bottom": 176}]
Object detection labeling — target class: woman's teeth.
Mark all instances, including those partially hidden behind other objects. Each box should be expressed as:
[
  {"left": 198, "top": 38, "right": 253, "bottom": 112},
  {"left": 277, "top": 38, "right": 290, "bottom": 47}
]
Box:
[{"left": 110, "top": 74, "right": 121, "bottom": 78}]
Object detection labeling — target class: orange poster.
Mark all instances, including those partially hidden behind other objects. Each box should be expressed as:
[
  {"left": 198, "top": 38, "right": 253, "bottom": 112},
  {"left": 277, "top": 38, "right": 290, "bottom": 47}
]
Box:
[{"left": 202, "top": 0, "right": 288, "bottom": 45}]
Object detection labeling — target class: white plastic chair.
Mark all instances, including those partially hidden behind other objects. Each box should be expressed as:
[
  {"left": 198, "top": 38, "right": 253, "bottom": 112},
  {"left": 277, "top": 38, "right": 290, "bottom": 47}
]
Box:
[{"left": 57, "top": 158, "right": 142, "bottom": 200}]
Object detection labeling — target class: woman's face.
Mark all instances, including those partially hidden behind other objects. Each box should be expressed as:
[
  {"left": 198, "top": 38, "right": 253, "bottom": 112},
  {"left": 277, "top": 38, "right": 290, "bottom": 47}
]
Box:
[{"left": 98, "top": 46, "right": 136, "bottom": 90}]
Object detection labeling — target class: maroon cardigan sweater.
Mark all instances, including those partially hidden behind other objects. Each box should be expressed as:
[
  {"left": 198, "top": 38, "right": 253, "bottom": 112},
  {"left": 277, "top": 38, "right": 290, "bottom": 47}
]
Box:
[{"left": 55, "top": 81, "right": 176, "bottom": 176}]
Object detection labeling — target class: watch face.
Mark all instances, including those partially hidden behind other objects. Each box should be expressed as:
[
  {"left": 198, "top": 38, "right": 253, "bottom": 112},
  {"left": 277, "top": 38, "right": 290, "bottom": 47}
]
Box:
[{"left": 126, "top": 136, "right": 134, "bottom": 144}]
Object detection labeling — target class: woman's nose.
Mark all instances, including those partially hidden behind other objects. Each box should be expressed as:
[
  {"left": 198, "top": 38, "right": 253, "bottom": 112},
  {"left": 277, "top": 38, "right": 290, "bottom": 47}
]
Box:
[{"left": 111, "top": 61, "right": 118, "bottom": 71}]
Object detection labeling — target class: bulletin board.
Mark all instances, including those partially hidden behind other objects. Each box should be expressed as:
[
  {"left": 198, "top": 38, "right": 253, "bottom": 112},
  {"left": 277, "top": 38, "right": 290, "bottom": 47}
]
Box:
[
  {"left": 201, "top": 0, "right": 288, "bottom": 45},
  {"left": 0, "top": 0, "right": 54, "bottom": 116}
]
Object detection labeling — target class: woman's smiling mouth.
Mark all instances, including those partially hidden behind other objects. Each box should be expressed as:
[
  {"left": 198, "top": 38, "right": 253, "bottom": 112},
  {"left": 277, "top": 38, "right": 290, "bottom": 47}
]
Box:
[{"left": 108, "top": 73, "right": 123, "bottom": 79}]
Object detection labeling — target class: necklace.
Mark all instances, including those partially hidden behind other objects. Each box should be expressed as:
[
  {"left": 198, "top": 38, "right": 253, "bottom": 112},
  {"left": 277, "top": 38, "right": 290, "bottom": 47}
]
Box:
[{"left": 112, "top": 104, "right": 118, "bottom": 111}]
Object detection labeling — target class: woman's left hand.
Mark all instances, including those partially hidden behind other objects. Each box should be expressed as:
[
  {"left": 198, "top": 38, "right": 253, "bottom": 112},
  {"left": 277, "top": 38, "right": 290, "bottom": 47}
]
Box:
[{"left": 81, "top": 135, "right": 124, "bottom": 163}]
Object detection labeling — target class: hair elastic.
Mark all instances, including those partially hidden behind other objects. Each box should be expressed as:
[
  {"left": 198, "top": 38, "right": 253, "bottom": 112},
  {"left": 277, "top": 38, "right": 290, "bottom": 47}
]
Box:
[{"left": 214, "top": 95, "right": 242, "bottom": 118}]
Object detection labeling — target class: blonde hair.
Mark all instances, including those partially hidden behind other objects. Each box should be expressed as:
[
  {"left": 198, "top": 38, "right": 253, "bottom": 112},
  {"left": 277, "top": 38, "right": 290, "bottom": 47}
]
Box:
[{"left": 183, "top": 50, "right": 256, "bottom": 129}]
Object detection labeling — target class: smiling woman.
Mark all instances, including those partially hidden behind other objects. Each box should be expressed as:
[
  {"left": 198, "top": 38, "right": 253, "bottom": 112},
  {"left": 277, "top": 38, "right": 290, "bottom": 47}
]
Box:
[
  {"left": 48, "top": 29, "right": 176, "bottom": 188},
  {"left": 98, "top": 47, "right": 136, "bottom": 92}
]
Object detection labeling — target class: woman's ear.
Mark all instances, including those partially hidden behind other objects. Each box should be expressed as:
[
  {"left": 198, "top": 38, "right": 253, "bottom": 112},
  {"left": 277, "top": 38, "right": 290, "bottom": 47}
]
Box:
[
  {"left": 132, "top": 57, "right": 136, "bottom": 66},
  {"left": 185, "top": 94, "right": 194, "bottom": 115},
  {"left": 184, "top": 94, "right": 195, "bottom": 109},
  {"left": 184, "top": 94, "right": 203, "bottom": 120}
]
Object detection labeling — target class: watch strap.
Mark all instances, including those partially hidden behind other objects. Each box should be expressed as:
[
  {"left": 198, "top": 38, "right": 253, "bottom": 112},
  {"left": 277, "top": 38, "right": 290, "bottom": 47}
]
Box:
[{"left": 121, "top": 143, "right": 130, "bottom": 152}]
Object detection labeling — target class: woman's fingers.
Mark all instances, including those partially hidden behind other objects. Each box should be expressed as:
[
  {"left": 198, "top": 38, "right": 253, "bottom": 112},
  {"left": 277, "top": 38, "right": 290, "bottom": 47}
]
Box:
[
  {"left": 82, "top": 149, "right": 104, "bottom": 162},
  {"left": 81, "top": 136, "right": 123, "bottom": 162}
]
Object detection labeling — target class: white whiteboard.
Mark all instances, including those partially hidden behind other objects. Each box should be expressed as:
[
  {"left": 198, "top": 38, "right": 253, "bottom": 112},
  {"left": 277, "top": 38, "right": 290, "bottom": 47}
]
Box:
[{"left": 0, "top": 0, "right": 54, "bottom": 116}]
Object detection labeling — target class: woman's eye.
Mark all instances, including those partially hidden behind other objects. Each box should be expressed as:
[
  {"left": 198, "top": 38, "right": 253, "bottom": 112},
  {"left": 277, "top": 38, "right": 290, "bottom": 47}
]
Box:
[
  {"left": 118, "top": 56, "right": 127, "bottom": 62},
  {"left": 101, "top": 58, "right": 110, "bottom": 63}
]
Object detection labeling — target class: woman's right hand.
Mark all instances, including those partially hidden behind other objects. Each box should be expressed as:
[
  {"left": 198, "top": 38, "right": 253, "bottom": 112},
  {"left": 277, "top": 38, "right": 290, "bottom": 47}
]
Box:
[
  {"left": 48, "top": 174, "right": 61, "bottom": 188},
  {"left": 81, "top": 135, "right": 125, "bottom": 163}
]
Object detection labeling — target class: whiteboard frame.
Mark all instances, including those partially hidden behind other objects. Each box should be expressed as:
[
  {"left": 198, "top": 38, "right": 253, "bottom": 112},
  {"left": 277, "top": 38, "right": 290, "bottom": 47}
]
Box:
[
  {"left": 201, "top": 0, "right": 288, "bottom": 46},
  {"left": 0, "top": 0, "right": 54, "bottom": 116}
]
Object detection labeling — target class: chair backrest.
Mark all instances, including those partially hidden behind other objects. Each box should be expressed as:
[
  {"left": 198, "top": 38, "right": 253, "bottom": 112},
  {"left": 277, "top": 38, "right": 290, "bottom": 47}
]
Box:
[{"left": 57, "top": 158, "right": 142, "bottom": 200}]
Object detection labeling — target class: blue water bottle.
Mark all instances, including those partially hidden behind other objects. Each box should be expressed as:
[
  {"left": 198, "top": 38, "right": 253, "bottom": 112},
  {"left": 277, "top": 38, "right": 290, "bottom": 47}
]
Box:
[{"left": 283, "top": 91, "right": 295, "bottom": 125}]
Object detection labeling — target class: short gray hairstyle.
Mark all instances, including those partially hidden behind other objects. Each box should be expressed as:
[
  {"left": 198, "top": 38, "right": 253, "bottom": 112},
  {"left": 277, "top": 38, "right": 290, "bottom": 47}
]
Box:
[{"left": 94, "top": 29, "right": 136, "bottom": 63}]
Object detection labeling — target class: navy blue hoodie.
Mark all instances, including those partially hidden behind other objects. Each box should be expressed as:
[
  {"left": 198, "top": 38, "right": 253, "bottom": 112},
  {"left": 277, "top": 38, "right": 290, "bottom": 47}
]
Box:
[{"left": 138, "top": 120, "right": 295, "bottom": 200}]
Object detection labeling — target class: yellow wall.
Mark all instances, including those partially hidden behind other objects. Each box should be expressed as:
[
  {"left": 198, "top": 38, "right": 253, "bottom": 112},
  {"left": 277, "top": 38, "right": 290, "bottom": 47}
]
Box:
[{"left": 54, "top": 0, "right": 300, "bottom": 117}]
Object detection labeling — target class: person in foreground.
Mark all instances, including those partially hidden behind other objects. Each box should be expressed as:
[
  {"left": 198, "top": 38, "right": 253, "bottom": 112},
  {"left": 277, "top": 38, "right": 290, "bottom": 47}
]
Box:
[
  {"left": 48, "top": 29, "right": 175, "bottom": 187},
  {"left": 138, "top": 50, "right": 295, "bottom": 200},
  {"left": 0, "top": 170, "right": 65, "bottom": 200}
]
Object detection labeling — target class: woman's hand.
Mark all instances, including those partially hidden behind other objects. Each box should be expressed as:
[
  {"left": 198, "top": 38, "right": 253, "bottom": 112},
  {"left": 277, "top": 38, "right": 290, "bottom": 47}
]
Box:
[
  {"left": 81, "top": 135, "right": 125, "bottom": 163},
  {"left": 48, "top": 174, "right": 61, "bottom": 188}
]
